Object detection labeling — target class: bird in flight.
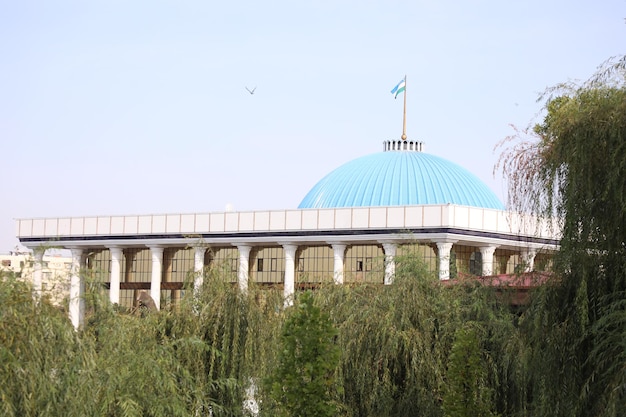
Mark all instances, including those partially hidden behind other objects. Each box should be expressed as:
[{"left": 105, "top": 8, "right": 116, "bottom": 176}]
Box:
[{"left": 245, "top": 86, "right": 257, "bottom": 95}]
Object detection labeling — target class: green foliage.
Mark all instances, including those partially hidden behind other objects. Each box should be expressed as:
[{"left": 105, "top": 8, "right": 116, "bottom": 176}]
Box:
[
  {"left": 0, "top": 274, "right": 90, "bottom": 417},
  {"left": 85, "top": 310, "right": 200, "bottom": 416},
  {"left": 442, "top": 325, "right": 496, "bottom": 417},
  {"left": 497, "top": 55, "right": 626, "bottom": 417},
  {"left": 323, "top": 259, "right": 451, "bottom": 417},
  {"left": 265, "top": 291, "right": 340, "bottom": 417},
  {"left": 312, "top": 256, "right": 520, "bottom": 417},
  {"left": 0, "top": 268, "right": 284, "bottom": 416},
  {"left": 584, "top": 293, "right": 626, "bottom": 416},
  {"left": 0, "top": 252, "right": 535, "bottom": 417}
]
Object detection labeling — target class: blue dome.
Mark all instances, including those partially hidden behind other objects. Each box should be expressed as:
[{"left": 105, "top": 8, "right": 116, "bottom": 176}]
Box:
[{"left": 298, "top": 148, "right": 504, "bottom": 210}]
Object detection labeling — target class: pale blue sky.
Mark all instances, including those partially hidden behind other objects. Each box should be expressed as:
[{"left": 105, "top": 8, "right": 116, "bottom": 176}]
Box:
[{"left": 1, "top": 0, "right": 624, "bottom": 252}]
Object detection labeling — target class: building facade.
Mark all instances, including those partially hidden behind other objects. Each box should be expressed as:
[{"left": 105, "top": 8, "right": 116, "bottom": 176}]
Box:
[
  {"left": 15, "top": 140, "right": 559, "bottom": 328},
  {"left": 0, "top": 249, "right": 72, "bottom": 305}
]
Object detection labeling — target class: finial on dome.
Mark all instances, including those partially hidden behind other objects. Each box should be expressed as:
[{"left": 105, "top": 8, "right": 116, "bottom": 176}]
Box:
[{"left": 383, "top": 140, "right": 425, "bottom": 152}]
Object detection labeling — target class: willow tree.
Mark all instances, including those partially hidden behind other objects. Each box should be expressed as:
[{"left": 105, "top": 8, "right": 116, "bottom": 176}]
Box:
[
  {"left": 306, "top": 255, "right": 518, "bottom": 417},
  {"left": 496, "top": 56, "right": 626, "bottom": 417},
  {"left": 442, "top": 325, "right": 496, "bottom": 417},
  {"left": 0, "top": 264, "right": 284, "bottom": 417}
]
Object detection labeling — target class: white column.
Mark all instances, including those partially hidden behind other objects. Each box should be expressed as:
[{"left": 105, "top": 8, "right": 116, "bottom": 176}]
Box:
[
  {"left": 521, "top": 249, "right": 537, "bottom": 272},
  {"left": 32, "top": 247, "right": 45, "bottom": 300},
  {"left": 193, "top": 246, "right": 206, "bottom": 294},
  {"left": 435, "top": 241, "right": 455, "bottom": 281},
  {"left": 69, "top": 247, "right": 85, "bottom": 329},
  {"left": 382, "top": 242, "right": 397, "bottom": 285},
  {"left": 282, "top": 244, "right": 298, "bottom": 307},
  {"left": 149, "top": 246, "right": 164, "bottom": 310},
  {"left": 237, "top": 245, "right": 252, "bottom": 293},
  {"left": 331, "top": 244, "right": 347, "bottom": 284},
  {"left": 108, "top": 246, "right": 122, "bottom": 305},
  {"left": 480, "top": 245, "right": 498, "bottom": 277}
]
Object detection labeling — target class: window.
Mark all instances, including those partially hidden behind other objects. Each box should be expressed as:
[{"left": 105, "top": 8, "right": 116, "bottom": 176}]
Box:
[
  {"left": 1, "top": 260, "right": 10, "bottom": 267},
  {"left": 356, "top": 260, "right": 363, "bottom": 272},
  {"left": 270, "top": 258, "right": 277, "bottom": 272},
  {"left": 469, "top": 251, "right": 483, "bottom": 276},
  {"left": 231, "top": 258, "right": 238, "bottom": 272},
  {"left": 257, "top": 258, "right": 264, "bottom": 272}
]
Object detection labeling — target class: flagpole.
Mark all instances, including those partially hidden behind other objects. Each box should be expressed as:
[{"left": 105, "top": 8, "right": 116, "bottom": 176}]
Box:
[{"left": 401, "top": 75, "right": 407, "bottom": 141}]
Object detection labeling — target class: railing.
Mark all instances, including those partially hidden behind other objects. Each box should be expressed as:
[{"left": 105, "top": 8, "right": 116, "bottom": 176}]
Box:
[{"left": 15, "top": 205, "right": 559, "bottom": 240}]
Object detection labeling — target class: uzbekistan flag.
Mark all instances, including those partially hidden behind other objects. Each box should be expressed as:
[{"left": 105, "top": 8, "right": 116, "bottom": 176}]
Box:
[{"left": 390, "top": 77, "right": 406, "bottom": 99}]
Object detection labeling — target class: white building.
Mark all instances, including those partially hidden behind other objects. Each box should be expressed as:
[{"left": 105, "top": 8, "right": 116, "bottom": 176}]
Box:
[
  {"left": 0, "top": 247, "right": 72, "bottom": 305},
  {"left": 15, "top": 139, "right": 559, "bottom": 329}
]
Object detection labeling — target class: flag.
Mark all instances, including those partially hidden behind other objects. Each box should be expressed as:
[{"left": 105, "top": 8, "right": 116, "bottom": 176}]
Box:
[{"left": 390, "top": 77, "right": 406, "bottom": 99}]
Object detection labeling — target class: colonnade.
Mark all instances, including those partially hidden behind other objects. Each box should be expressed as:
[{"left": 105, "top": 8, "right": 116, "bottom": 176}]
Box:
[{"left": 28, "top": 241, "right": 539, "bottom": 329}]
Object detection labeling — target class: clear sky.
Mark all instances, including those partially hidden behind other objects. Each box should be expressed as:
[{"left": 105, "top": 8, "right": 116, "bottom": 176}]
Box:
[{"left": 1, "top": 0, "right": 624, "bottom": 253}]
